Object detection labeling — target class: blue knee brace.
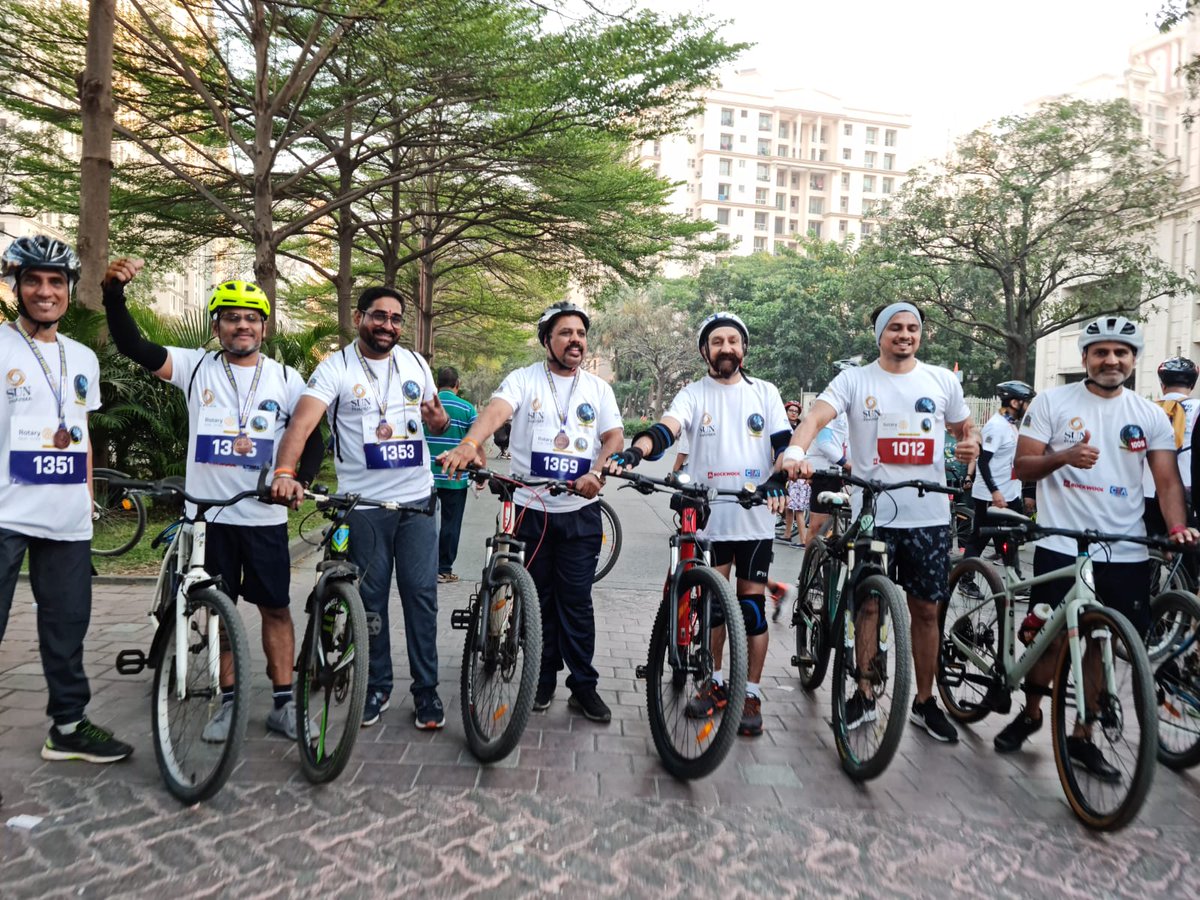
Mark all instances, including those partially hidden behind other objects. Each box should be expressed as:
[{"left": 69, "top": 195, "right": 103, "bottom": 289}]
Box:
[{"left": 739, "top": 593, "right": 768, "bottom": 636}]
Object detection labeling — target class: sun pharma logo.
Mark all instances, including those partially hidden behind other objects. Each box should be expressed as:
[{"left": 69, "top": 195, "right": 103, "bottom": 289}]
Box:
[{"left": 6, "top": 368, "right": 25, "bottom": 387}]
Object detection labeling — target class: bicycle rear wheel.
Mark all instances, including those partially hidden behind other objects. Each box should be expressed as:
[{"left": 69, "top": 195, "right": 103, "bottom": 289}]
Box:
[
  {"left": 1147, "top": 589, "right": 1200, "bottom": 770},
  {"left": 1050, "top": 607, "right": 1156, "bottom": 831},
  {"left": 794, "top": 540, "right": 834, "bottom": 691},
  {"left": 938, "top": 559, "right": 1005, "bottom": 723},
  {"left": 296, "top": 581, "right": 370, "bottom": 783},
  {"left": 151, "top": 586, "right": 250, "bottom": 804},
  {"left": 594, "top": 499, "right": 622, "bottom": 582},
  {"left": 646, "top": 566, "right": 746, "bottom": 780},
  {"left": 91, "top": 468, "right": 147, "bottom": 557},
  {"left": 830, "top": 574, "right": 912, "bottom": 781},
  {"left": 461, "top": 560, "right": 542, "bottom": 762}
]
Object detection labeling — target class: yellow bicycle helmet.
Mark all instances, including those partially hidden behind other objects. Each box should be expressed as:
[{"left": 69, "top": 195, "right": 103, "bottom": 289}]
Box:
[{"left": 208, "top": 279, "right": 271, "bottom": 318}]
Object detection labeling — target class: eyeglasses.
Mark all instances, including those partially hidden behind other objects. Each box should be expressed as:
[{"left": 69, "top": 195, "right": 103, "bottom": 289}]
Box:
[
  {"left": 364, "top": 310, "right": 404, "bottom": 327},
  {"left": 218, "top": 312, "right": 264, "bottom": 325}
]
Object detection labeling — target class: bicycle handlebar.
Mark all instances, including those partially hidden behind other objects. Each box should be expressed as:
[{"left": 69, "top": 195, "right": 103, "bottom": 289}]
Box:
[
  {"left": 820, "top": 468, "right": 959, "bottom": 499},
  {"left": 608, "top": 469, "right": 766, "bottom": 509},
  {"left": 464, "top": 463, "right": 585, "bottom": 498},
  {"left": 978, "top": 508, "right": 1196, "bottom": 553},
  {"left": 104, "top": 464, "right": 273, "bottom": 511},
  {"left": 303, "top": 485, "right": 433, "bottom": 515}
]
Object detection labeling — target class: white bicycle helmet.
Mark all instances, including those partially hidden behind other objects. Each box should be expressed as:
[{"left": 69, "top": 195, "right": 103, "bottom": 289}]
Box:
[
  {"left": 1078, "top": 316, "right": 1143, "bottom": 356},
  {"left": 696, "top": 311, "right": 749, "bottom": 351}
]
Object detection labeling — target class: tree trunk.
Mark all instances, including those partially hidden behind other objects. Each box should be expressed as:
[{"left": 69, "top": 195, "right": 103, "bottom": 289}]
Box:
[
  {"left": 76, "top": 0, "right": 115, "bottom": 313},
  {"left": 416, "top": 238, "right": 434, "bottom": 359},
  {"left": 335, "top": 149, "right": 354, "bottom": 345},
  {"left": 251, "top": 2, "right": 277, "bottom": 333}
]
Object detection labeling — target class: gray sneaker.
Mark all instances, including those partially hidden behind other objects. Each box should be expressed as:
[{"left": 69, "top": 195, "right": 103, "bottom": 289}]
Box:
[
  {"left": 202, "top": 701, "right": 234, "bottom": 743},
  {"left": 266, "top": 700, "right": 298, "bottom": 740}
]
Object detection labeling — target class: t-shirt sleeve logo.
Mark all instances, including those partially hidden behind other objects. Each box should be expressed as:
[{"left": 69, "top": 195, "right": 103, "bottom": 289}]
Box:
[
  {"left": 914, "top": 397, "right": 936, "bottom": 413},
  {"left": 747, "top": 413, "right": 765, "bottom": 436},
  {"left": 1119, "top": 424, "right": 1147, "bottom": 452}
]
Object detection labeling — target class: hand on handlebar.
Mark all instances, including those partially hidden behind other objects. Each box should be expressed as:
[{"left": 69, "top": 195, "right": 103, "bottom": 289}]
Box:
[
  {"left": 270, "top": 475, "right": 305, "bottom": 509},
  {"left": 438, "top": 441, "right": 483, "bottom": 478},
  {"left": 1170, "top": 526, "right": 1200, "bottom": 546},
  {"left": 570, "top": 471, "right": 604, "bottom": 500},
  {"left": 605, "top": 446, "right": 643, "bottom": 475},
  {"left": 780, "top": 455, "right": 814, "bottom": 481},
  {"left": 759, "top": 471, "right": 789, "bottom": 515}
]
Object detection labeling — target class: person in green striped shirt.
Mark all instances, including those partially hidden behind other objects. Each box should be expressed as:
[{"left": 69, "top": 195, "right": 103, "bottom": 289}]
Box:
[{"left": 426, "top": 366, "right": 478, "bottom": 583}]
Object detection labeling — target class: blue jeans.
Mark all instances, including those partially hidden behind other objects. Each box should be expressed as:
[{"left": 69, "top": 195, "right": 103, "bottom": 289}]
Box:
[
  {"left": 347, "top": 505, "right": 439, "bottom": 697},
  {"left": 436, "top": 486, "right": 469, "bottom": 575}
]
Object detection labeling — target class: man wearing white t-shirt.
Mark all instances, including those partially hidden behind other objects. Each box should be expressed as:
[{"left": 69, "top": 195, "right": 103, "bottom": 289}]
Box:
[
  {"left": 104, "top": 265, "right": 325, "bottom": 742},
  {"left": 783, "top": 303, "right": 979, "bottom": 744},
  {"left": 441, "top": 302, "right": 625, "bottom": 723},
  {"left": 1143, "top": 356, "right": 1199, "bottom": 539},
  {"left": 608, "top": 312, "right": 791, "bottom": 737},
  {"left": 992, "top": 317, "right": 1198, "bottom": 777},
  {"left": 275, "top": 287, "right": 449, "bottom": 730},
  {"left": 0, "top": 236, "right": 133, "bottom": 769}
]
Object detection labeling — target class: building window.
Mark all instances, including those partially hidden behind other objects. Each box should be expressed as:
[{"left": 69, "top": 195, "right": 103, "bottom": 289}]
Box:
[
  {"left": 754, "top": 211, "right": 769, "bottom": 230},
  {"left": 778, "top": 122, "right": 789, "bottom": 139},
  {"left": 838, "top": 219, "right": 848, "bottom": 235},
  {"left": 810, "top": 174, "right": 825, "bottom": 191},
  {"left": 775, "top": 194, "right": 786, "bottom": 210},
  {"left": 808, "top": 197, "right": 824, "bottom": 214},
  {"left": 758, "top": 112, "right": 772, "bottom": 131},
  {"left": 777, "top": 144, "right": 788, "bottom": 157},
  {"left": 719, "top": 158, "right": 732, "bottom": 176},
  {"left": 686, "top": 158, "right": 695, "bottom": 168},
  {"left": 738, "top": 159, "right": 746, "bottom": 168},
  {"left": 818, "top": 150, "right": 828, "bottom": 161},
  {"left": 841, "top": 173, "right": 850, "bottom": 189},
  {"left": 863, "top": 198, "right": 877, "bottom": 214},
  {"left": 738, "top": 184, "right": 746, "bottom": 192},
  {"left": 757, "top": 138, "right": 771, "bottom": 156},
  {"left": 843, "top": 123, "right": 853, "bottom": 136},
  {"left": 774, "top": 217, "right": 785, "bottom": 235},
  {"left": 808, "top": 221, "right": 822, "bottom": 239},
  {"left": 757, "top": 162, "right": 770, "bottom": 181},
  {"left": 790, "top": 218, "right": 799, "bottom": 232},
  {"left": 716, "top": 208, "right": 730, "bottom": 224},
  {"left": 842, "top": 148, "right": 852, "bottom": 161},
  {"left": 884, "top": 129, "right": 897, "bottom": 147},
  {"left": 720, "top": 133, "right": 733, "bottom": 151},
  {"left": 755, "top": 187, "right": 769, "bottom": 204},
  {"left": 864, "top": 151, "right": 876, "bottom": 169},
  {"left": 839, "top": 196, "right": 849, "bottom": 212},
  {"left": 753, "top": 236, "right": 767, "bottom": 252},
  {"left": 883, "top": 154, "right": 895, "bottom": 171},
  {"left": 882, "top": 177, "right": 894, "bottom": 194},
  {"left": 718, "top": 182, "right": 731, "bottom": 201},
  {"left": 741, "top": 109, "right": 749, "bottom": 118},
  {"left": 740, "top": 135, "right": 748, "bottom": 143},
  {"left": 790, "top": 196, "right": 799, "bottom": 212},
  {"left": 736, "top": 209, "right": 744, "bottom": 217},
  {"left": 776, "top": 170, "right": 787, "bottom": 187},
  {"left": 863, "top": 175, "right": 876, "bottom": 192},
  {"left": 865, "top": 127, "right": 878, "bottom": 145},
  {"left": 861, "top": 222, "right": 873, "bottom": 237},
  {"left": 720, "top": 107, "right": 734, "bottom": 126}
]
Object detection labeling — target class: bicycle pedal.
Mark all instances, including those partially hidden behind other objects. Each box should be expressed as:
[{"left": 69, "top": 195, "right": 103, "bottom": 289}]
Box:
[
  {"left": 635, "top": 665, "right": 647, "bottom": 679},
  {"left": 791, "top": 653, "right": 814, "bottom": 667},
  {"left": 450, "top": 608, "right": 473, "bottom": 630},
  {"left": 114, "top": 649, "right": 148, "bottom": 675}
]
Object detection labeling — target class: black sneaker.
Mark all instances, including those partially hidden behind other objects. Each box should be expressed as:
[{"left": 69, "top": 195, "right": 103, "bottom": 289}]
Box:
[
  {"left": 567, "top": 687, "right": 612, "bottom": 723},
  {"left": 41, "top": 720, "right": 133, "bottom": 763},
  {"left": 844, "top": 689, "right": 878, "bottom": 730},
  {"left": 993, "top": 710, "right": 1042, "bottom": 753},
  {"left": 684, "top": 679, "right": 728, "bottom": 718},
  {"left": 1066, "top": 736, "right": 1121, "bottom": 784},
  {"left": 414, "top": 690, "right": 446, "bottom": 730},
  {"left": 361, "top": 690, "right": 390, "bottom": 728},
  {"left": 909, "top": 696, "right": 959, "bottom": 743},
  {"left": 533, "top": 683, "right": 555, "bottom": 711},
  {"left": 737, "top": 694, "right": 763, "bottom": 737}
]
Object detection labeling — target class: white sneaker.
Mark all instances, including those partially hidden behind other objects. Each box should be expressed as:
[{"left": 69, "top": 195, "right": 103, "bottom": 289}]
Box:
[
  {"left": 202, "top": 701, "right": 234, "bottom": 743},
  {"left": 266, "top": 700, "right": 298, "bottom": 740}
]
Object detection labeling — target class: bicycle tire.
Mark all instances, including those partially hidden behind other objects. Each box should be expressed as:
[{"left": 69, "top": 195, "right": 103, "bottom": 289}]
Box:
[
  {"left": 794, "top": 540, "right": 834, "bottom": 692},
  {"left": 938, "top": 558, "right": 1005, "bottom": 724},
  {"left": 646, "top": 566, "right": 746, "bottom": 780},
  {"left": 1148, "top": 548, "right": 1195, "bottom": 596},
  {"left": 830, "top": 573, "right": 912, "bottom": 782},
  {"left": 91, "top": 468, "right": 147, "bottom": 557},
  {"left": 1147, "top": 589, "right": 1200, "bottom": 770},
  {"left": 296, "top": 580, "right": 370, "bottom": 783},
  {"left": 594, "top": 499, "right": 622, "bottom": 582},
  {"left": 151, "top": 586, "right": 250, "bottom": 804},
  {"left": 460, "top": 560, "right": 542, "bottom": 762},
  {"left": 1050, "top": 606, "right": 1156, "bottom": 831}
]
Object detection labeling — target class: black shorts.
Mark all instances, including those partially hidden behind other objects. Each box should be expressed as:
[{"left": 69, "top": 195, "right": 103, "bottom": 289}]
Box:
[
  {"left": 204, "top": 521, "right": 291, "bottom": 609},
  {"left": 876, "top": 525, "right": 952, "bottom": 604},
  {"left": 709, "top": 539, "right": 773, "bottom": 585},
  {"left": 1030, "top": 547, "right": 1150, "bottom": 636}
]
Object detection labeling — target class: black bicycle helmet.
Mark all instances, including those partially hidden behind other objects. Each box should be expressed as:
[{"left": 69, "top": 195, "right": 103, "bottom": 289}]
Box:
[
  {"left": 536, "top": 301, "right": 590, "bottom": 346},
  {"left": 996, "top": 380, "right": 1036, "bottom": 404},
  {"left": 1158, "top": 356, "right": 1199, "bottom": 388},
  {"left": 1, "top": 235, "right": 82, "bottom": 332}
]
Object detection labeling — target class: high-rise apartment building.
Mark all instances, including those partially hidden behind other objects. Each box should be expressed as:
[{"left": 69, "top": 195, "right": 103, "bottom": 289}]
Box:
[{"left": 640, "top": 70, "right": 910, "bottom": 263}]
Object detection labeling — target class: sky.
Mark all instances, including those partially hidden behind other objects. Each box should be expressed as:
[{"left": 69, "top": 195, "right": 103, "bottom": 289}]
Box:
[{"left": 631, "top": 0, "right": 1168, "bottom": 162}]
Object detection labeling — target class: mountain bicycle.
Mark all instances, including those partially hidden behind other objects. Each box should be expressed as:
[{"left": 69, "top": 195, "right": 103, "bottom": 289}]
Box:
[
  {"left": 610, "top": 469, "right": 761, "bottom": 780},
  {"left": 91, "top": 467, "right": 148, "bottom": 557},
  {"left": 1145, "top": 586, "right": 1200, "bottom": 770},
  {"left": 449, "top": 465, "right": 551, "bottom": 762},
  {"left": 939, "top": 508, "right": 1161, "bottom": 830},
  {"left": 594, "top": 497, "right": 622, "bottom": 582},
  {"left": 790, "top": 470, "right": 953, "bottom": 781},
  {"left": 110, "top": 471, "right": 264, "bottom": 803}
]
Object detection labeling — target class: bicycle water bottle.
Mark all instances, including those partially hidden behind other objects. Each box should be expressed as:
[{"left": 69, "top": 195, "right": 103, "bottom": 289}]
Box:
[{"left": 1019, "top": 603, "right": 1053, "bottom": 645}]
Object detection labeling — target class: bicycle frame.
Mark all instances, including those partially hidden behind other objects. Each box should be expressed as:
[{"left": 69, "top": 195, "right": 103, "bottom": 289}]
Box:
[{"left": 664, "top": 502, "right": 712, "bottom": 672}]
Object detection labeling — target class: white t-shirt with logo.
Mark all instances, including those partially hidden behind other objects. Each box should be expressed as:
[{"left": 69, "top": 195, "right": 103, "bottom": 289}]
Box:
[
  {"left": 304, "top": 344, "right": 437, "bottom": 505},
  {"left": 664, "top": 375, "right": 790, "bottom": 541},
  {"left": 1142, "top": 392, "right": 1200, "bottom": 497},
  {"left": 818, "top": 360, "right": 970, "bottom": 529},
  {"left": 813, "top": 412, "right": 850, "bottom": 467},
  {"left": 1021, "top": 382, "right": 1174, "bottom": 562},
  {"left": 0, "top": 325, "right": 100, "bottom": 540},
  {"left": 169, "top": 348, "right": 304, "bottom": 526},
  {"left": 972, "top": 412, "right": 1021, "bottom": 503},
  {"left": 492, "top": 362, "right": 622, "bottom": 513}
]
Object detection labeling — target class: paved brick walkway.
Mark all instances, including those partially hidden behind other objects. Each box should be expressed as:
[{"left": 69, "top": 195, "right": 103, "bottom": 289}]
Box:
[{"left": 3, "top": 460, "right": 1200, "bottom": 896}]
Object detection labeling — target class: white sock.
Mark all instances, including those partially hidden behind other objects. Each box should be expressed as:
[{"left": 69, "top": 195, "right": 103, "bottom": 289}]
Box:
[
  {"left": 57, "top": 719, "right": 82, "bottom": 734},
  {"left": 712, "top": 670, "right": 724, "bottom": 686},
  {"left": 746, "top": 682, "right": 761, "bottom": 699}
]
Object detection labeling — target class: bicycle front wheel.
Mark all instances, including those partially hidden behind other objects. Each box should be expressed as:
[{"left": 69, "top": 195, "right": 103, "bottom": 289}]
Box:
[
  {"left": 1051, "top": 607, "right": 1157, "bottom": 831},
  {"left": 594, "top": 499, "right": 622, "bottom": 582},
  {"left": 91, "top": 468, "right": 147, "bottom": 557},
  {"left": 296, "top": 581, "right": 370, "bottom": 783},
  {"left": 938, "top": 558, "right": 1005, "bottom": 723},
  {"left": 794, "top": 540, "right": 834, "bottom": 691},
  {"left": 830, "top": 574, "right": 912, "bottom": 782},
  {"left": 1148, "top": 589, "right": 1200, "bottom": 770},
  {"left": 646, "top": 566, "right": 747, "bottom": 780},
  {"left": 461, "top": 560, "right": 542, "bottom": 762},
  {"left": 151, "top": 587, "right": 250, "bottom": 804}
]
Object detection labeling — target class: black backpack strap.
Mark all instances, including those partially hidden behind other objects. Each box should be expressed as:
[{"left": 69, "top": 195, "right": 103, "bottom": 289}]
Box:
[{"left": 186, "top": 350, "right": 216, "bottom": 404}]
